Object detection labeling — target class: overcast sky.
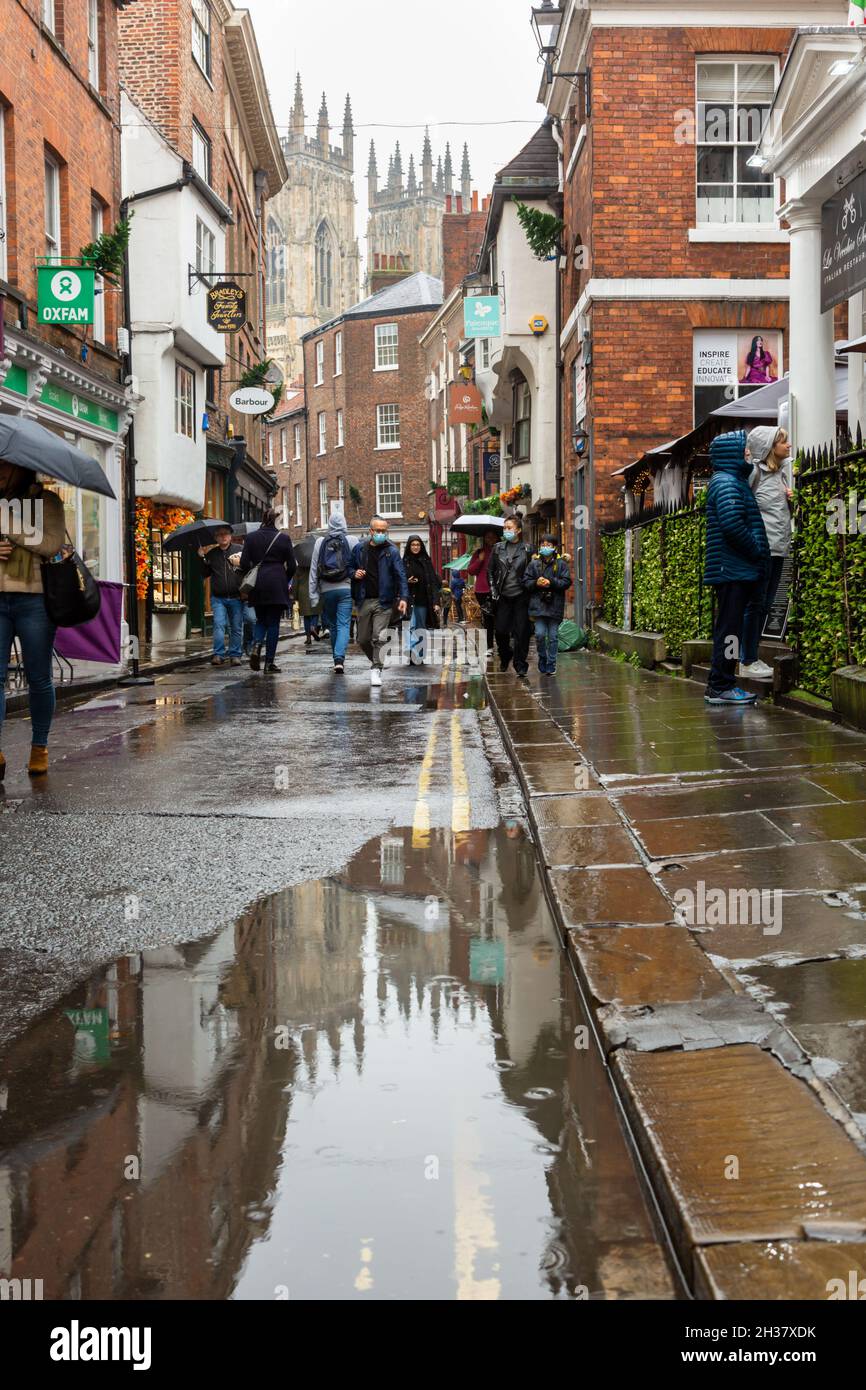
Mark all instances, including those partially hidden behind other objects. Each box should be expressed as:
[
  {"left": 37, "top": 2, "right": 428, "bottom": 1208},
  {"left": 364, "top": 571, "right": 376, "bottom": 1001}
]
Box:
[{"left": 243, "top": 0, "right": 544, "bottom": 267}]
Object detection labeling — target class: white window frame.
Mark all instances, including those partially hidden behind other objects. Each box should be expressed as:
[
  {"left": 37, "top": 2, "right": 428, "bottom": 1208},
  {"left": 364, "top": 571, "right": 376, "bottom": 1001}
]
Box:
[
  {"left": 44, "top": 153, "right": 60, "bottom": 260},
  {"left": 336, "top": 408, "right": 344, "bottom": 448},
  {"left": 295, "top": 483, "right": 302, "bottom": 528},
  {"left": 42, "top": 0, "right": 55, "bottom": 33},
  {"left": 479, "top": 338, "right": 491, "bottom": 371},
  {"left": 91, "top": 199, "right": 105, "bottom": 343},
  {"left": 268, "top": 432, "right": 274, "bottom": 468},
  {"left": 192, "top": 0, "right": 212, "bottom": 79},
  {"left": 0, "top": 107, "right": 7, "bottom": 282},
  {"left": 375, "top": 471, "right": 403, "bottom": 518},
  {"left": 88, "top": 0, "right": 100, "bottom": 88},
  {"left": 293, "top": 423, "right": 302, "bottom": 460},
  {"left": 376, "top": 403, "right": 400, "bottom": 450},
  {"left": 375, "top": 322, "right": 399, "bottom": 371},
  {"left": 315, "top": 339, "right": 325, "bottom": 385},
  {"left": 280, "top": 427, "right": 287, "bottom": 463},
  {"left": 192, "top": 121, "right": 212, "bottom": 185},
  {"left": 317, "top": 411, "right": 327, "bottom": 456},
  {"left": 319, "top": 478, "right": 328, "bottom": 529},
  {"left": 175, "top": 363, "right": 195, "bottom": 439},
  {"left": 338, "top": 476, "right": 345, "bottom": 501},
  {"left": 334, "top": 330, "right": 343, "bottom": 376},
  {"left": 695, "top": 58, "right": 778, "bottom": 230},
  {"left": 195, "top": 217, "right": 216, "bottom": 280}
]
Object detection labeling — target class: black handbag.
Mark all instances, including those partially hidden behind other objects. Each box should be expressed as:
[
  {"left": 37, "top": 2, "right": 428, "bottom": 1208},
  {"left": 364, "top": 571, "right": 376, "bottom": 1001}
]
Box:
[{"left": 41, "top": 544, "right": 101, "bottom": 627}]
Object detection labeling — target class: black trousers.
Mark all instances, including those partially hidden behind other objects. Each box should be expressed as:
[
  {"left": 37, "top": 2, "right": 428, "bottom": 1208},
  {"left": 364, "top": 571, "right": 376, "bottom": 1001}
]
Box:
[
  {"left": 708, "top": 580, "right": 762, "bottom": 695},
  {"left": 495, "top": 593, "right": 531, "bottom": 673}
]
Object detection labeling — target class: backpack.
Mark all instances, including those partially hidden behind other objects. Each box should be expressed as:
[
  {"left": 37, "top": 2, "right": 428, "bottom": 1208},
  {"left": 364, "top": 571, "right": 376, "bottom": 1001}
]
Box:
[{"left": 317, "top": 532, "right": 351, "bottom": 583}]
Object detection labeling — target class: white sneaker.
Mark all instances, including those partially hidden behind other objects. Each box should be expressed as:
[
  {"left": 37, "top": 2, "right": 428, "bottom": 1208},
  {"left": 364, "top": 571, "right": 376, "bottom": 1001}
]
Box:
[
  {"left": 370, "top": 668, "right": 382, "bottom": 687},
  {"left": 739, "top": 660, "right": 773, "bottom": 679}
]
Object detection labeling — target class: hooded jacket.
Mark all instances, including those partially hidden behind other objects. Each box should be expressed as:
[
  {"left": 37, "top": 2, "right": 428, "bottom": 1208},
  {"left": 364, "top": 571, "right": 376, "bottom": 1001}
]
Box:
[
  {"left": 309, "top": 510, "right": 353, "bottom": 607},
  {"left": 403, "top": 536, "right": 441, "bottom": 615},
  {"left": 703, "top": 430, "right": 770, "bottom": 586},
  {"left": 746, "top": 426, "right": 793, "bottom": 558},
  {"left": 523, "top": 552, "right": 572, "bottom": 621}
]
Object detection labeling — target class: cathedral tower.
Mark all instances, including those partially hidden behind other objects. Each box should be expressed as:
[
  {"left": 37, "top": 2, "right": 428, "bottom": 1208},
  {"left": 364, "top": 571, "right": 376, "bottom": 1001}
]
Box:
[{"left": 365, "top": 128, "right": 472, "bottom": 293}]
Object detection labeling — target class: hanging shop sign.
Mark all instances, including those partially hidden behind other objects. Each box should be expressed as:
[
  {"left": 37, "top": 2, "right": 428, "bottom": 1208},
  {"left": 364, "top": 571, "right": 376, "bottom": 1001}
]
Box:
[
  {"left": 37, "top": 264, "right": 95, "bottom": 325},
  {"left": 229, "top": 386, "right": 275, "bottom": 415},
  {"left": 482, "top": 451, "right": 501, "bottom": 487},
  {"left": 449, "top": 382, "right": 483, "bottom": 425},
  {"left": 64, "top": 1007, "right": 111, "bottom": 1063},
  {"left": 463, "top": 295, "right": 501, "bottom": 338},
  {"left": 447, "top": 469, "right": 470, "bottom": 496},
  {"left": 206, "top": 281, "right": 247, "bottom": 333},
  {"left": 431, "top": 487, "right": 461, "bottom": 523},
  {"left": 821, "top": 170, "right": 866, "bottom": 313}
]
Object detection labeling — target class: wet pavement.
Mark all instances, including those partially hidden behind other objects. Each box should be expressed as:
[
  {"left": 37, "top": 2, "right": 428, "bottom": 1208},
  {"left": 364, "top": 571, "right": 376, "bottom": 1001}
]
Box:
[
  {"left": 0, "top": 644, "right": 678, "bottom": 1300},
  {"left": 486, "top": 650, "right": 866, "bottom": 1297}
]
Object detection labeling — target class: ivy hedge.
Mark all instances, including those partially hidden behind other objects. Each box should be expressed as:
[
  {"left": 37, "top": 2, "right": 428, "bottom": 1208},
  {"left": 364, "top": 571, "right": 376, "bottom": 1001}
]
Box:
[
  {"left": 602, "top": 502, "right": 712, "bottom": 659},
  {"left": 791, "top": 445, "right": 866, "bottom": 699},
  {"left": 601, "top": 530, "right": 625, "bottom": 627}
]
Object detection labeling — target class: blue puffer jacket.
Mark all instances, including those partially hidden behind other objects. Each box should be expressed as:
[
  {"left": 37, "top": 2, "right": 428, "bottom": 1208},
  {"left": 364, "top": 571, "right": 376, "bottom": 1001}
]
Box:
[{"left": 703, "top": 431, "right": 770, "bottom": 586}]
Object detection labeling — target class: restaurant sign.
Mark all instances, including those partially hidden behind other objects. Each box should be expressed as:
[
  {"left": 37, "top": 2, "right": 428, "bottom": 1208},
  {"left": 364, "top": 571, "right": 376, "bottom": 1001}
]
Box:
[
  {"left": 821, "top": 170, "right": 866, "bottom": 313},
  {"left": 449, "top": 382, "right": 483, "bottom": 425}
]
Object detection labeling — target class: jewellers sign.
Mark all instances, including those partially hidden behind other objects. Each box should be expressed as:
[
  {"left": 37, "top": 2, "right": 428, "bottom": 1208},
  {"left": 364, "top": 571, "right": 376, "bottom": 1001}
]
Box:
[{"left": 821, "top": 171, "right": 866, "bottom": 312}]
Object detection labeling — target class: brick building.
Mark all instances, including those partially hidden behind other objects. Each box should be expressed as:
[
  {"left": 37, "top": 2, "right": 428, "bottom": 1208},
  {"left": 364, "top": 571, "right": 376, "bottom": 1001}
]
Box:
[
  {"left": 265, "top": 384, "right": 306, "bottom": 537},
  {"left": 0, "top": 0, "right": 135, "bottom": 611},
  {"left": 301, "top": 272, "right": 443, "bottom": 546},
  {"left": 541, "top": 0, "right": 840, "bottom": 624}
]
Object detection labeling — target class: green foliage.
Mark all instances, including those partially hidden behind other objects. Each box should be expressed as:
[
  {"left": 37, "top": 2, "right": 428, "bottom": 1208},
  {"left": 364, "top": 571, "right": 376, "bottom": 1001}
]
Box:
[
  {"left": 791, "top": 447, "right": 866, "bottom": 698},
  {"left": 515, "top": 201, "right": 564, "bottom": 261},
  {"left": 628, "top": 650, "right": 643, "bottom": 669},
  {"left": 632, "top": 524, "right": 663, "bottom": 633},
  {"left": 238, "top": 358, "right": 283, "bottom": 417},
  {"left": 601, "top": 530, "right": 625, "bottom": 626},
  {"left": 80, "top": 214, "right": 133, "bottom": 285}
]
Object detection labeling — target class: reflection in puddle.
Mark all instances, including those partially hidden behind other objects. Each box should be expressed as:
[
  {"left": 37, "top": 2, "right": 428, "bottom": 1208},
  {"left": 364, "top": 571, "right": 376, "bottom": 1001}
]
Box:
[{"left": 0, "top": 827, "right": 676, "bottom": 1301}]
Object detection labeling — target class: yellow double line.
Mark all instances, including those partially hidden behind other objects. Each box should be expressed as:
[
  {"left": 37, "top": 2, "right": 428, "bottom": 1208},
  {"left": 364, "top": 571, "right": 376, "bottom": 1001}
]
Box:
[{"left": 411, "top": 654, "right": 471, "bottom": 843}]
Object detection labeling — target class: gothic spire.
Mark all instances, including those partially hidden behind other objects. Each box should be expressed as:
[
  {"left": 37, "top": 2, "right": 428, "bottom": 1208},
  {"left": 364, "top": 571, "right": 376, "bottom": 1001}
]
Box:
[
  {"left": 461, "top": 142, "right": 471, "bottom": 203},
  {"left": 317, "top": 92, "right": 330, "bottom": 153},
  {"left": 367, "top": 139, "right": 378, "bottom": 202},
  {"left": 436, "top": 155, "right": 444, "bottom": 195},
  {"left": 407, "top": 153, "right": 417, "bottom": 196},
  {"left": 367, "top": 139, "right": 378, "bottom": 177},
  {"left": 342, "top": 94, "right": 354, "bottom": 168},
  {"left": 443, "top": 141, "right": 453, "bottom": 195},
  {"left": 292, "top": 73, "right": 305, "bottom": 134},
  {"left": 422, "top": 126, "right": 433, "bottom": 196},
  {"left": 393, "top": 140, "right": 403, "bottom": 186}
]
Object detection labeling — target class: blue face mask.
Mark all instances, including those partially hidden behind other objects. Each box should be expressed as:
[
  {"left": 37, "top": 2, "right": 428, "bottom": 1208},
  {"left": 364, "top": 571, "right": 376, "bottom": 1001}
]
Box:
[
  {"left": 539, "top": 545, "right": 555, "bottom": 557},
  {"left": 504, "top": 530, "right": 519, "bottom": 544},
  {"left": 371, "top": 532, "right": 389, "bottom": 546}
]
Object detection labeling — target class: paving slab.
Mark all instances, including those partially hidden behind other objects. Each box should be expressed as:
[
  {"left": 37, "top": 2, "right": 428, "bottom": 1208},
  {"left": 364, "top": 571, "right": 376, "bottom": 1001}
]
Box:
[
  {"left": 550, "top": 866, "right": 674, "bottom": 927},
  {"left": 530, "top": 794, "right": 620, "bottom": 828},
  {"left": 763, "top": 802, "right": 866, "bottom": 844},
  {"left": 510, "top": 725, "right": 575, "bottom": 747},
  {"left": 537, "top": 825, "right": 641, "bottom": 867},
  {"left": 632, "top": 811, "right": 791, "bottom": 859},
  {"left": 695, "top": 1240, "right": 866, "bottom": 1301},
  {"left": 730, "top": 746, "right": 866, "bottom": 772},
  {"left": 698, "top": 890, "right": 866, "bottom": 968},
  {"left": 569, "top": 925, "right": 730, "bottom": 1007},
  {"left": 617, "top": 777, "right": 838, "bottom": 823},
  {"left": 600, "top": 994, "right": 793, "bottom": 1055},
  {"left": 807, "top": 770, "right": 866, "bottom": 802},
  {"left": 665, "top": 843, "right": 866, "bottom": 895},
  {"left": 613, "top": 1045, "right": 866, "bottom": 1271}
]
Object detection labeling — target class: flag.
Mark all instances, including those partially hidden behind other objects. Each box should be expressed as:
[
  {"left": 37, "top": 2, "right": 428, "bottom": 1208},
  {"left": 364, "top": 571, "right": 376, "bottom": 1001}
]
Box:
[{"left": 850, "top": 0, "right": 866, "bottom": 25}]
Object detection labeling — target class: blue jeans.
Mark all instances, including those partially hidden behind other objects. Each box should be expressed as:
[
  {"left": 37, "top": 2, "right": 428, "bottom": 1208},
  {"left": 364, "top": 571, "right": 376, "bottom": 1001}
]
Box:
[
  {"left": 534, "top": 616, "right": 560, "bottom": 673},
  {"left": 212, "top": 595, "right": 243, "bottom": 658},
  {"left": 409, "top": 604, "right": 428, "bottom": 661},
  {"left": 253, "top": 604, "right": 282, "bottom": 664},
  {"left": 321, "top": 589, "right": 352, "bottom": 663},
  {"left": 242, "top": 604, "right": 257, "bottom": 653},
  {"left": 0, "top": 593, "right": 57, "bottom": 746}
]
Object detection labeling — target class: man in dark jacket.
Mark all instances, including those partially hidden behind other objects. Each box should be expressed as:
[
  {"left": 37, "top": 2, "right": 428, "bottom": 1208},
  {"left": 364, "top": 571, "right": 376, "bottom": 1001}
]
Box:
[
  {"left": 703, "top": 430, "right": 770, "bottom": 705},
  {"left": 489, "top": 516, "right": 533, "bottom": 674},
  {"left": 199, "top": 526, "right": 244, "bottom": 666},
  {"left": 351, "top": 516, "right": 409, "bottom": 687}
]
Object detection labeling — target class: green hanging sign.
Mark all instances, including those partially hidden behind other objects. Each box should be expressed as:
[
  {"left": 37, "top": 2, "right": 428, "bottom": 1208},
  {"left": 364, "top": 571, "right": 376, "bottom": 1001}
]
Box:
[{"left": 37, "top": 263, "right": 96, "bottom": 325}]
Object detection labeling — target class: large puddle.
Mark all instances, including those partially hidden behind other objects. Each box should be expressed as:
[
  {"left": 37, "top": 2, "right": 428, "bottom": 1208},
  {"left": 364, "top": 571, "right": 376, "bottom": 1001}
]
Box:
[{"left": 0, "top": 825, "right": 677, "bottom": 1300}]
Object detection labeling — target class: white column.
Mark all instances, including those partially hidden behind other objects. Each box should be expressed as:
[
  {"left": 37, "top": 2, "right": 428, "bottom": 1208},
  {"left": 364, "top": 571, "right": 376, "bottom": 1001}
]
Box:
[
  {"left": 785, "top": 200, "right": 836, "bottom": 451},
  {"left": 847, "top": 290, "right": 865, "bottom": 443}
]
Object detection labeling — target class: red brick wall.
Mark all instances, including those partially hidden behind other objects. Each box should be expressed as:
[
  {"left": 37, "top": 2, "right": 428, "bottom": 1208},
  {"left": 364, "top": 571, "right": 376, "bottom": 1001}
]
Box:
[
  {"left": 303, "top": 308, "right": 436, "bottom": 531},
  {"left": 442, "top": 205, "right": 488, "bottom": 299},
  {"left": 0, "top": 0, "right": 123, "bottom": 377}
]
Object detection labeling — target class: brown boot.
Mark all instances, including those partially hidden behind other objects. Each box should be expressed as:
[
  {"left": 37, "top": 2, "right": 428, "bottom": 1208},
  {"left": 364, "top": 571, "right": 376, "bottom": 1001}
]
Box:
[{"left": 28, "top": 745, "right": 49, "bottom": 777}]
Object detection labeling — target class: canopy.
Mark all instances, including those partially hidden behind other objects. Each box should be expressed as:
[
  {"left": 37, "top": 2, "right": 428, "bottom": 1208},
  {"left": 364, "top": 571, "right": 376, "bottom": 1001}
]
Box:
[{"left": 444, "top": 552, "right": 472, "bottom": 571}]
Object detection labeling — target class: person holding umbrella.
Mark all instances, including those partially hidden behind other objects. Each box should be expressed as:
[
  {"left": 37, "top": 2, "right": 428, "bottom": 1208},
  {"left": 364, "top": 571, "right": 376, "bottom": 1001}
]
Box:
[
  {"left": 238, "top": 509, "right": 296, "bottom": 673},
  {"left": 198, "top": 526, "right": 244, "bottom": 666},
  {"left": 0, "top": 460, "right": 66, "bottom": 778}
]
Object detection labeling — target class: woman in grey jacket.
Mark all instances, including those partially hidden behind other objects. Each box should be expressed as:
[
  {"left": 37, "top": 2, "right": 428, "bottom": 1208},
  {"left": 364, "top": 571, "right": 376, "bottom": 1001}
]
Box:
[{"left": 740, "top": 426, "right": 793, "bottom": 678}]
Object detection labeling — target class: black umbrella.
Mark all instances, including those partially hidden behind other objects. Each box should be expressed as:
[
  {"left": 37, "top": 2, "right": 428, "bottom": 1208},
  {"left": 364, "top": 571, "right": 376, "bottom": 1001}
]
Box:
[
  {"left": 231, "top": 521, "right": 261, "bottom": 539},
  {"left": 292, "top": 534, "right": 318, "bottom": 567},
  {"left": 163, "top": 518, "right": 231, "bottom": 551},
  {"left": 0, "top": 413, "right": 116, "bottom": 498}
]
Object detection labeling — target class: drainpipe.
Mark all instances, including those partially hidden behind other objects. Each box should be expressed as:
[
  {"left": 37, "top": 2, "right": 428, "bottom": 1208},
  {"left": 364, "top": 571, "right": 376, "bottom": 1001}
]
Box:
[
  {"left": 550, "top": 116, "right": 566, "bottom": 547},
  {"left": 254, "top": 170, "right": 267, "bottom": 348}
]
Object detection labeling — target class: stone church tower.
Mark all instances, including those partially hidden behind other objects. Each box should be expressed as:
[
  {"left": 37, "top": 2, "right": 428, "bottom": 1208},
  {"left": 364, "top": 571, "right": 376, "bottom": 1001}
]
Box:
[
  {"left": 366, "top": 131, "right": 471, "bottom": 292},
  {"left": 265, "top": 76, "right": 361, "bottom": 383}
]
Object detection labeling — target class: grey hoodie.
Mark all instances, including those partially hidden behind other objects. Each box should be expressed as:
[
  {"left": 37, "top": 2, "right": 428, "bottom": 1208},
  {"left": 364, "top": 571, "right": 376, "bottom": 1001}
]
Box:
[{"left": 309, "top": 510, "right": 353, "bottom": 606}]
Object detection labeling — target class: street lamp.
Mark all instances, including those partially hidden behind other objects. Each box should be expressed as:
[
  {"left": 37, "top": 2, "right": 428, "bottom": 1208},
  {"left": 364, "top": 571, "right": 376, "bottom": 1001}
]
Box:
[{"left": 531, "top": 2, "right": 564, "bottom": 84}]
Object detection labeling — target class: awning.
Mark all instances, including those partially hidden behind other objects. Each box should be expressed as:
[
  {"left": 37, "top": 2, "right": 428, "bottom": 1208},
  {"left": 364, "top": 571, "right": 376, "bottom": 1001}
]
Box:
[
  {"left": 836, "top": 335, "right": 866, "bottom": 354},
  {"left": 711, "top": 366, "right": 848, "bottom": 420}
]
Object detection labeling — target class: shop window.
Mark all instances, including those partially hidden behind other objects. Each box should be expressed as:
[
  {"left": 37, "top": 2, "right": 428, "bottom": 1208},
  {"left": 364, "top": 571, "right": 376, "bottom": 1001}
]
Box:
[
  {"left": 175, "top": 363, "right": 196, "bottom": 438},
  {"left": 375, "top": 323, "right": 399, "bottom": 370},
  {"left": 376, "top": 471, "right": 402, "bottom": 518},
  {"left": 376, "top": 403, "right": 400, "bottom": 449},
  {"left": 693, "top": 328, "right": 783, "bottom": 425},
  {"left": 514, "top": 379, "right": 531, "bottom": 462},
  {"left": 152, "top": 529, "right": 185, "bottom": 608},
  {"left": 192, "top": 0, "right": 212, "bottom": 79},
  {"left": 696, "top": 61, "right": 776, "bottom": 225},
  {"left": 53, "top": 437, "right": 107, "bottom": 578},
  {"left": 205, "top": 470, "right": 226, "bottom": 518}
]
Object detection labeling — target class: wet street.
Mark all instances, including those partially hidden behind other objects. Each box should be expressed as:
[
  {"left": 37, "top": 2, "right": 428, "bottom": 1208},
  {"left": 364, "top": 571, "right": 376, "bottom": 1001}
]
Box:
[{"left": 0, "top": 647, "right": 676, "bottom": 1300}]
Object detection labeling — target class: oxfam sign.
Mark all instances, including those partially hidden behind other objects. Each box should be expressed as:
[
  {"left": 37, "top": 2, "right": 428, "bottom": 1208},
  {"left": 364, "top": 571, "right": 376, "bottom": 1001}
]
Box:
[{"left": 37, "top": 265, "right": 95, "bottom": 324}]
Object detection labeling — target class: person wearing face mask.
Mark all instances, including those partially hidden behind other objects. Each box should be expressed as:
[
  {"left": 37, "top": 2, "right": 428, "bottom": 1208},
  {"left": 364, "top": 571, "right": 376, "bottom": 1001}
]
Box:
[
  {"left": 402, "top": 534, "right": 441, "bottom": 665},
  {"left": 489, "top": 515, "right": 533, "bottom": 675},
  {"left": 523, "top": 533, "right": 572, "bottom": 676},
  {"left": 739, "top": 426, "right": 794, "bottom": 681},
  {"left": 351, "top": 516, "right": 409, "bottom": 687},
  {"left": 468, "top": 528, "right": 498, "bottom": 654}
]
